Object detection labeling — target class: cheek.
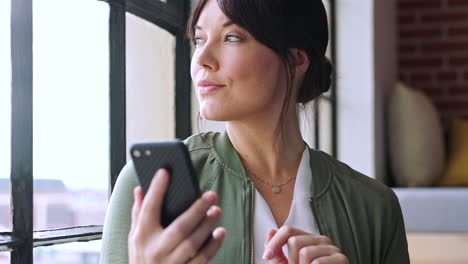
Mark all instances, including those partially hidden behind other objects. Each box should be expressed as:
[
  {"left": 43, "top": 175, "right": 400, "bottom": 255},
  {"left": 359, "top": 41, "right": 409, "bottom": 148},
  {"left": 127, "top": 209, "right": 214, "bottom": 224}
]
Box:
[
  {"left": 190, "top": 57, "right": 198, "bottom": 84},
  {"left": 227, "top": 49, "right": 283, "bottom": 89}
]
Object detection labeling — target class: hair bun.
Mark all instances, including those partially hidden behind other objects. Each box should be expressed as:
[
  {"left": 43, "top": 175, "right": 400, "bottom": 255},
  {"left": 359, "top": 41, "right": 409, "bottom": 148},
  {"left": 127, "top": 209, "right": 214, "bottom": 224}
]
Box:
[{"left": 297, "top": 55, "right": 333, "bottom": 104}]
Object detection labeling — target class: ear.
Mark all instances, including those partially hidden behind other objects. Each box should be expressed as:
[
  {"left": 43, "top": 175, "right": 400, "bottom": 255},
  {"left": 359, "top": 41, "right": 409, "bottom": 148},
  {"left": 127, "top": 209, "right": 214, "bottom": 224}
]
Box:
[{"left": 290, "top": 48, "right": 310, "bottom": 78}]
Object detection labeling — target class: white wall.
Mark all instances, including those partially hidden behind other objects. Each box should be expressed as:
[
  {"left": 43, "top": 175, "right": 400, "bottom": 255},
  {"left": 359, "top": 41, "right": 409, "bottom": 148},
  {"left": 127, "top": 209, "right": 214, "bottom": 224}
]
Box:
[
  {"left": 337, "top": 0, "right": 376, "bottom": 178},
  {"left": 336, "top": 0, "right": 396, "bottom": 181},
  {"left": 126, "top": 13, "right": 176, "bottom": 155}
]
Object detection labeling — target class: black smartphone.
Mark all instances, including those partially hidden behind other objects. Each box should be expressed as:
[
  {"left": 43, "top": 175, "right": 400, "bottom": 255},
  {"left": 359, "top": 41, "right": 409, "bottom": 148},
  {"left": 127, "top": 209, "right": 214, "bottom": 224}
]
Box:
[{"left": 130, "top": 141, "right": 201, "bottom": 227}]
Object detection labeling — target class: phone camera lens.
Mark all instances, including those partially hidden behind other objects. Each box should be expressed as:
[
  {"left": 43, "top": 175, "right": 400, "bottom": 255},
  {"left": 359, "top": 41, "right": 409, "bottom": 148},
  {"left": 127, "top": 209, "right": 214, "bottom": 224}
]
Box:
[
  {"left": 145, "top": 150, "right": 151, "bottom": 156},
  {"left": 133, "top": 150, "right": 141, "bottom": 158}
]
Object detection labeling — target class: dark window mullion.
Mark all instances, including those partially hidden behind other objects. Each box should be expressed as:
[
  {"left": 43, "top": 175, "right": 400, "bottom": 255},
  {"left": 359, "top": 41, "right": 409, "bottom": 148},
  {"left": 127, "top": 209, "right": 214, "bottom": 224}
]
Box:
[
  {"left": 126, "top": 0, "right": 184, "bottom": 35},
  {"left": 175, "top": 0, "right": 192, "bottom": 139},
  {"left": 0, "top": 234, "right": 21, "bottom": 252},
  {"left": 314, "top": 99, "right": 320, "bottom": 150},
  {"left": 106, "top": 0, "right": 127, "bottom": 193},
  {"left": 175, "top": 36, "right": 192, "bottom": 139},
  {"left": 10, "top": 0, "right": 33, "bottom": 262},
  {"left": 32, "top": 225, "right": 102, "bottom": 247},
  {"left": 330, "top": 0, "right": 338, "bottom": 158}
]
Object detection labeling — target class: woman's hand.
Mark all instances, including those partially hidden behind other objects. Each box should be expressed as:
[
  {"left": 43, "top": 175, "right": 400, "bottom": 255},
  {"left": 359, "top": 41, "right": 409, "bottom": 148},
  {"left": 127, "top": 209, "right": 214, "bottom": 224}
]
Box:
[
  {"left": 128, "top": 168, "right": 226, "bottom": 264},
  {"left": 263, "top": 226, "right": 348, "bottom": 264}
]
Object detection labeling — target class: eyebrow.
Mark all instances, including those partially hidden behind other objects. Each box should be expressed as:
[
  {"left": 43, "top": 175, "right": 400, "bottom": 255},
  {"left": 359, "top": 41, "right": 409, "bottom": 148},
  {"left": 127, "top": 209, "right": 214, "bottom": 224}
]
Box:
[{"left": 194, "top": 20, "right": 234, "bottom": 30}]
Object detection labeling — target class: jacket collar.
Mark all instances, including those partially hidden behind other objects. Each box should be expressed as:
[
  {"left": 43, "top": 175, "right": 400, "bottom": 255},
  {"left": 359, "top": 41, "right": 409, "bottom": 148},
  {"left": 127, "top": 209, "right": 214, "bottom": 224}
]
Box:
[
  {"left": 214, "top": 131, "right": 332, "bottom": 197},
  {"left": 308, "top": 148, "right": 333, "bottom": 198},
  {"left": 213, "top": 131, "right": 249, "bottom": 180}
]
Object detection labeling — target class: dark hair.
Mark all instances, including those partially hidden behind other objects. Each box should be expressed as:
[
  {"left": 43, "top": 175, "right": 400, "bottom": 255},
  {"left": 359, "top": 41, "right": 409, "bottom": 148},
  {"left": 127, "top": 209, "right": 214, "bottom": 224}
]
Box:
[{"left": 187, "top": 0, "right": 333, "bottom": 141}]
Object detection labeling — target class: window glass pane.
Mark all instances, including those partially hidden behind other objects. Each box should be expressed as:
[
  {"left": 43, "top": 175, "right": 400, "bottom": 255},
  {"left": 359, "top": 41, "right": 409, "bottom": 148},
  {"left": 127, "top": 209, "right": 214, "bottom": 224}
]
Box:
[
  {"left": 126, "top": 13, "right": 176, "bottom": 149},
  {"left": 298, "top": 99, "right": 332, "bottom": 155},
  {"left": 0, "top": 252, "right": 10, "bottom": 264},
  {"left": 298, "top": 103, "right": 315, "bottom": 148},
  {"left": 0, "top": 0, "right": 11, "bottom": 233},
  {"left": 33, "top": 0, "right": 109, "bottom": 230},
  {"left": 318, "top": 99, "right": 332, "bottom": 154},
  {"left": 33, "top": 240, "right": 101, "bottom": 264}
]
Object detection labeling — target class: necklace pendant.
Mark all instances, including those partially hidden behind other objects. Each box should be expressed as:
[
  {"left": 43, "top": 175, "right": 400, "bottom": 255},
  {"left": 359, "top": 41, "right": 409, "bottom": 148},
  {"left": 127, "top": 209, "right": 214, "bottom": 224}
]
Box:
[{"left": 272, "top": 186, "right": 281, "bottom": 193}]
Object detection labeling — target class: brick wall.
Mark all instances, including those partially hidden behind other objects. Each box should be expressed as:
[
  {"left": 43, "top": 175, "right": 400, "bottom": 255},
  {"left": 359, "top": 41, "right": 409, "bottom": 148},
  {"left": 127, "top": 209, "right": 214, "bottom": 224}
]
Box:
[{"left": 398, "top": 0, "right": 468, "bottom": 119}]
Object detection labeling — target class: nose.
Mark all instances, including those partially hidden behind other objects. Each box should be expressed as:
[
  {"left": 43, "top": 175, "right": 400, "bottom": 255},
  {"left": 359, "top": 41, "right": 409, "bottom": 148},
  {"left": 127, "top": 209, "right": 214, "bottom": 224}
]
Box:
[{"left": 193, "top": 42, "right": 219, "bottom": 72}]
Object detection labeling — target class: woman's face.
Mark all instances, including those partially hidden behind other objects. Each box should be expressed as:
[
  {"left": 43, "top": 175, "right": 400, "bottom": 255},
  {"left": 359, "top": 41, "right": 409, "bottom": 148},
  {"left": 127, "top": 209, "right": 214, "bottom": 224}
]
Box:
[{"left": 190, "top": 0, "right": 287, "bottom": 122}]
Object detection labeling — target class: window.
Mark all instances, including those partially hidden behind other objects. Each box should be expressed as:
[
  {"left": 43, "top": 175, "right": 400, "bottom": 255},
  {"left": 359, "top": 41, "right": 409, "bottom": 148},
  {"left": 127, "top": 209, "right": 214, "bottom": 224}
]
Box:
[
  {"left": 0, "top": 0, "right": 11, "bottom": 234},
  {"left": 3, "top": 0, "right": 193, "bottom": 262},
  {"left": 0, "top": 0, "right": 12, "bottom": 261},
  {"left": 32, "top": 0, "right": 110, "bottom": 237},
  {"left": 126, "top": 12, "right": 176, "bottom": 145}
]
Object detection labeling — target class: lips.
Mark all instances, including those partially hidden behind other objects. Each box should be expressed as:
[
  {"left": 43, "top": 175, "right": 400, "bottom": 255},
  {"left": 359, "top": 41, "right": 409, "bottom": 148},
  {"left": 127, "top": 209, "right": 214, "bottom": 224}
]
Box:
[{"left": 197, "top": 79, "right": 225, "bottom": 95}]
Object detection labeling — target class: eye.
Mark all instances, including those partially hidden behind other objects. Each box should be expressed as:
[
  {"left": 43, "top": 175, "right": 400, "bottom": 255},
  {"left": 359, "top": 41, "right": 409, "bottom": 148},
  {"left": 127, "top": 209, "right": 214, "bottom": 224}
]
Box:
[
  {"left": 192, "top": 37, "right": 204, "bottom": 46},
  {"left": 225, "top": 35, "right": 241, "bottom": 42}
]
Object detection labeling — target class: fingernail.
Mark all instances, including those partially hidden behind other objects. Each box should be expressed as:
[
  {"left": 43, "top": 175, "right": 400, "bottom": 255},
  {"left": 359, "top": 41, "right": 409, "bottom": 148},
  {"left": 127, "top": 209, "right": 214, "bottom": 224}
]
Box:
[
  {"left": 262, "top": 248, "right": 273, "bottom": 260},
  {"left": 213, "top": 227, "right": 225, "bottom": 239},
  {"left": 156, "top": 168, "right": 165, "bottom": 178},
  {"left": 207, "top": 206, "right": 218, "bottom": 217},
  {"left": 202, "top": 192, "right": 216, "bottom": 203}
]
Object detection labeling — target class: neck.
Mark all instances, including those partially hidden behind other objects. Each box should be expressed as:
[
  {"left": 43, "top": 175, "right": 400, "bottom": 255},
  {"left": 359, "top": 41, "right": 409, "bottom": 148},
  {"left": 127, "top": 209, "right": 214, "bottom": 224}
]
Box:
[{"left": 226, "top": 110, "right": 305, "bottom": 183}]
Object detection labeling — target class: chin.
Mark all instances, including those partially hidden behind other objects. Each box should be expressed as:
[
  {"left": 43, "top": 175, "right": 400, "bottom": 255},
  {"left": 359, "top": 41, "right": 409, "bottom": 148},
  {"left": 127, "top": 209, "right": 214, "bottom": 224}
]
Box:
[{"left": 199, "top": 105, "right": 233, "bottom": 121}]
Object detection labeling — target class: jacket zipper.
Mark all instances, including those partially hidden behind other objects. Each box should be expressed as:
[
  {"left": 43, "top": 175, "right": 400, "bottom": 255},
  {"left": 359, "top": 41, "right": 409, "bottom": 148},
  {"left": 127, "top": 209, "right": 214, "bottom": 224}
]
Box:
[{"left": 249, "top": 181, "right": 255, "bottom": 264}]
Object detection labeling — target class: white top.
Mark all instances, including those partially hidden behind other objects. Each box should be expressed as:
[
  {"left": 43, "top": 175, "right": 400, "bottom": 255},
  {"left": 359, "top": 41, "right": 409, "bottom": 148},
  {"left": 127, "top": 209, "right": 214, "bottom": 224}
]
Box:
[{"left": 253, "top": 148, "right": 320, "bottom": 263}]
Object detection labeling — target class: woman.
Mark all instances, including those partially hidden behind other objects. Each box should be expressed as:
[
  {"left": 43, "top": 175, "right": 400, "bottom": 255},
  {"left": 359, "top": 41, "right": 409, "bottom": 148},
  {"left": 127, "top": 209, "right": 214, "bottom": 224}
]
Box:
[{"left": 100, "top": 0, "right": 410, "bottom": 263}]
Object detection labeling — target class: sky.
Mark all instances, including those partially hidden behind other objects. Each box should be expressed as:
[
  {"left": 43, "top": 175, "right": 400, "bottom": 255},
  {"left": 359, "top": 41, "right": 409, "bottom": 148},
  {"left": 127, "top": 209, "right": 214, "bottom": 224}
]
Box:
[{"left": 1, "top": 0, "right": 110, "bottom": 191}]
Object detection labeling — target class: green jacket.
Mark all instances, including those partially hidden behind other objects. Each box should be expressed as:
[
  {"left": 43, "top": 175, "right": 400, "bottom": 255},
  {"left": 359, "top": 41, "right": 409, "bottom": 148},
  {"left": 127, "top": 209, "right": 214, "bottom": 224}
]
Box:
[{"left": 100, "top": 132, "right": 410, "bottom": 264}]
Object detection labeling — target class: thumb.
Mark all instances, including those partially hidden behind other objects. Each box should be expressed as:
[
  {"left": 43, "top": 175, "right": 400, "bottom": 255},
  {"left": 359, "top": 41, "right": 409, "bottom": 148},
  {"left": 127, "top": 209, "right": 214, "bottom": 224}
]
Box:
[
  {"left": 139, "top": 168, "right": 170, "bottom": 228},
  {"left": 266, "top": 249, "right": 288, "bottom": 264},
  {"left": 263, "top": 229, "right": 288, "bottom": 264}
]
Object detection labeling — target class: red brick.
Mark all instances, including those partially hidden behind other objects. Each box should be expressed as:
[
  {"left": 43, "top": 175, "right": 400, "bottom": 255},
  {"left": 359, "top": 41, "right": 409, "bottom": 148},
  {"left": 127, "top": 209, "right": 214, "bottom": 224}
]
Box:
[
  {"left": 421, "top": 12, "right": 468, "bottom": 23},
  {"left": 448, "top": 0, "right": 468, "bottom": 6},
  {"left": 435, "top": 101, "right": 468, "bottom": 111},
  {"left": 449, "top": 57, "right": 468, "bottom": 66},
  {"left": 399, "top": 73, "right": 411, "bottom": 83},
  {"left": 448, "top": 26, "right": 468, "bottom": 36},
  {"left": 398, "top": 15, "right": 416, "bottom": 25},
  {"left": 399, "top": 58, "right": 443, "bottom": 68},
  {"left": 437, "top": 71, "right": 458, "bottom": 81},
  {"left": 399, "top": 28, "right": 442, "bottom": 39},
  {"left": 411, "top": 72, "right": 433, "bottom": 82},
  {"left": 399, "top": 0, "right": 441, "bottom": 9},
  {"left": 422, "top": 41, "right": 468, "bottom": 52},
  {"left": 421, "top": 86, "right": 445, "bottom": 97},
  {"left": 399, "top": 44, "right": 418, "bottom": 54},
  {"left": 448, "top": 86, "right": 468, "bottom": 95}
]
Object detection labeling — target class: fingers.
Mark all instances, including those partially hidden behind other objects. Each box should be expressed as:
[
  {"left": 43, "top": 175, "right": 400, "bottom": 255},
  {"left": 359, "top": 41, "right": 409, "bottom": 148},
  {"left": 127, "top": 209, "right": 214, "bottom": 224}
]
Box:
[
  {"left": 188, "top": 227, "right": 226, "bottom": 264},
  {"left": 287, "top": 235, "right": 319, "bottom": 264},
  {"left": 264, "top": 225, "right": 307, "bottom": 261},
  {"left": 265, "top": 229, "right": 277, "bottom": 247},
  {"left": 160, "top": 191, "right": 218, "bottom": 252},
  {"left": 130, "top": 186, "right": 143, "bottom": 231},
  {"left": 264, "top": 229, "right": 288, "bottom": 264},
  {"left": 170, "top": 205, "right": 223, "bottom": 262},
  {"left": 138, "top": 169, "right": 170, "bottom": 229},
  {"left": 298, "top": 246, "right": 344, "bottom": 264}
]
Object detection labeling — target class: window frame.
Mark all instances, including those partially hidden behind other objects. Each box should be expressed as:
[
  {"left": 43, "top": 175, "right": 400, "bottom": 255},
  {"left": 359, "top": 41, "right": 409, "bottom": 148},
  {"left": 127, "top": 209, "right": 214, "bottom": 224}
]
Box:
[
  {"left": 3, "top": 0, "right": 191, "bottom": 263},
  {"left": 3, "top": 0, "right": 337, "bottom": 263}
]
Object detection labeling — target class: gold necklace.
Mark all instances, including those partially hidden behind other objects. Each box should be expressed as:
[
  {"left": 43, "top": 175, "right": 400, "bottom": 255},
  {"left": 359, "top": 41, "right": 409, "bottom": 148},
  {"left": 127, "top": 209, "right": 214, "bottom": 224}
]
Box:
[{"left": 245, "top": 167, "right": 297, "bottom": 194}]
